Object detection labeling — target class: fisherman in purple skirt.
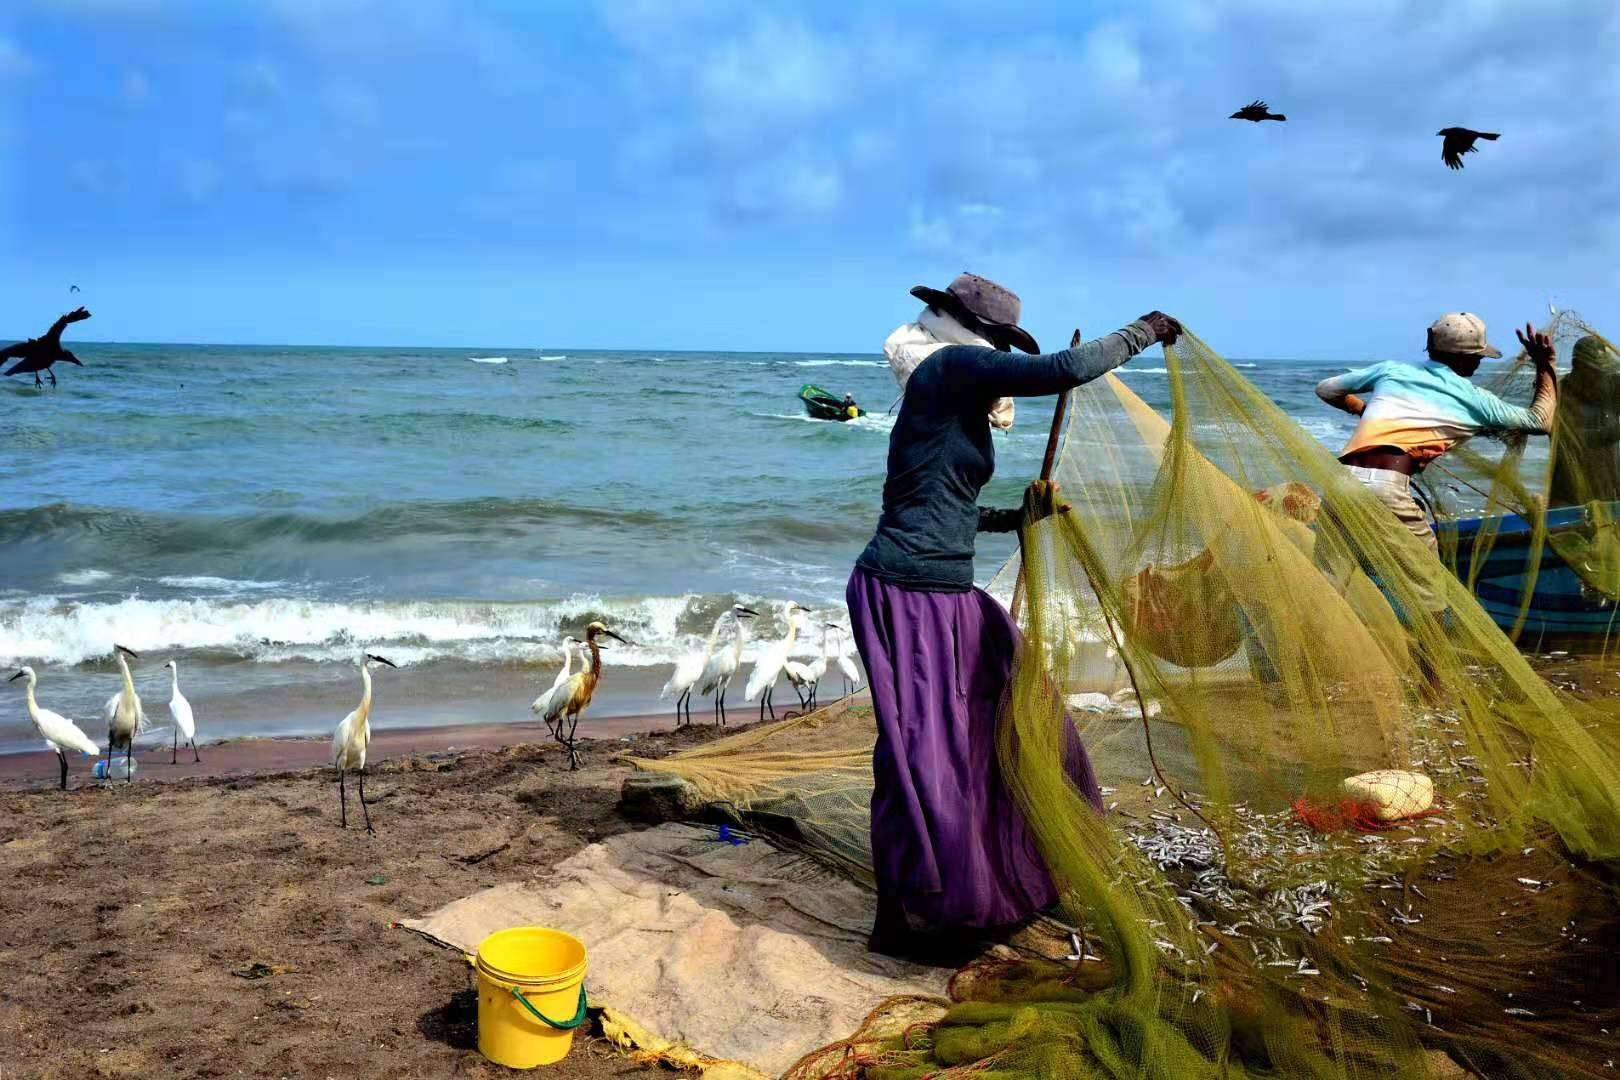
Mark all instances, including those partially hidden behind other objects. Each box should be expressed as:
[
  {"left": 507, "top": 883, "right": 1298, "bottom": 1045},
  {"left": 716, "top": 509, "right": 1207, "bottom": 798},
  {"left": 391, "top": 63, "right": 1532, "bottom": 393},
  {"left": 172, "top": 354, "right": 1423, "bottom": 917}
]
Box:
[{"left": 853, "top": 272, "right": 1181, "bottom": 961}]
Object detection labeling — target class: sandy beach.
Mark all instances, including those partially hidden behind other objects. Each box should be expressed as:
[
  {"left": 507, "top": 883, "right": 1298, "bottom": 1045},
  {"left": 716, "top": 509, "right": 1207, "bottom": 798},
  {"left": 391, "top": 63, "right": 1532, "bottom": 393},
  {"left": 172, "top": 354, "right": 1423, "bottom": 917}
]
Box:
[
  {"left": 0, "top": 709, "right": 687, "bottom": 788},
  {"left": 4, "top": 5, "right": 1617, "bottom": 1076},
  {"left": 0, "top": 717, "right": 754, "bottom": 1078}
]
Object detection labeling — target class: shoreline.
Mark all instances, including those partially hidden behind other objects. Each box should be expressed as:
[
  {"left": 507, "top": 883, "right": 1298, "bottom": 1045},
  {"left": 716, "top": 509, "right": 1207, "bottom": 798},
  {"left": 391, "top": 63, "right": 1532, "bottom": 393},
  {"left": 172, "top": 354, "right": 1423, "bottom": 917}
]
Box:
[
  {"left": 0, "top": 709, "right": 694, "bottom": 788},
  {"left": 0, "top": 650, "right": 864, "bottom": 755}
]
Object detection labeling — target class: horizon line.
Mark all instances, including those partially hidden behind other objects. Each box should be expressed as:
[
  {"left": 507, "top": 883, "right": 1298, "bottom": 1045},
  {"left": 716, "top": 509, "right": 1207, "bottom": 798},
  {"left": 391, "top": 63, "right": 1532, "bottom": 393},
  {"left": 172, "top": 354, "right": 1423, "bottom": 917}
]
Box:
[{"left": 20, "top": 337, "right": 1305, "bottom": 364}]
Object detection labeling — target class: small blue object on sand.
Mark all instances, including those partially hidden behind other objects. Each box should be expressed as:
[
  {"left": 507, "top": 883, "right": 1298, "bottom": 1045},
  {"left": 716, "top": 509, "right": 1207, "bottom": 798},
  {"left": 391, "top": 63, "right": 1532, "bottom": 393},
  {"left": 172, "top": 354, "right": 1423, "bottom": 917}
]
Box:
[{"left": 706, "top": 824, "right": 748, "bottom": 846}]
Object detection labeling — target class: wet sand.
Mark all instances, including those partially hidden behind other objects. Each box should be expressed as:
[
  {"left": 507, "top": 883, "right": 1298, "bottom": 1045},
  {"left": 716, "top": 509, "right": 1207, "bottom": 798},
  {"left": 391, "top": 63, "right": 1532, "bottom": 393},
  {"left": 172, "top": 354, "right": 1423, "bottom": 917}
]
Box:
[{"left": 0, "top": 711, "right": 681, "bottom": 790}]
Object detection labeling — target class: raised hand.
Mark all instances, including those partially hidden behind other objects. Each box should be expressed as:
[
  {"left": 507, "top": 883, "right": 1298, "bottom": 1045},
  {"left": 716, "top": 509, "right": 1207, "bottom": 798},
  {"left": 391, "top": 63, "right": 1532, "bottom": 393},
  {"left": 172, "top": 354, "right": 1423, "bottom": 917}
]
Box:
[
  {"left": 1139, "top": 311, "right": 1183, "bottom": 346},
  {"left": 1516, "top": 322, "right": 1554, "bottom": 369}
]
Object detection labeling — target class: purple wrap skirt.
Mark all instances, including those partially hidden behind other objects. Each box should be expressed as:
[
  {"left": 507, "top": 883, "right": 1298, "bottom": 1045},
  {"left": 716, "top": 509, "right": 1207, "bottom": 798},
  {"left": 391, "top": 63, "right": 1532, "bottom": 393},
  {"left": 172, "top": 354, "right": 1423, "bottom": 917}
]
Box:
[{"left": 846, "top": 566, "right": 1103, "bottom": 930}]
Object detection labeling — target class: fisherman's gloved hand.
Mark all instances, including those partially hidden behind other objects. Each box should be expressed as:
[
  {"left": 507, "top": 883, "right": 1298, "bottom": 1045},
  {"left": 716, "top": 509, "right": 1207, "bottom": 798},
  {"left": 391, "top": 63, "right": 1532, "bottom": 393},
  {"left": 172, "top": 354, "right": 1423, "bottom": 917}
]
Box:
[
  {"left": 976, "top": 506, "right": 1022, "bottom": 534},
  {"left": 1022, "top": 480, "right": 1072, "bottom": 526},
  {"left": 1139, "top": 311, "right": 1183, "bottom": 346}
]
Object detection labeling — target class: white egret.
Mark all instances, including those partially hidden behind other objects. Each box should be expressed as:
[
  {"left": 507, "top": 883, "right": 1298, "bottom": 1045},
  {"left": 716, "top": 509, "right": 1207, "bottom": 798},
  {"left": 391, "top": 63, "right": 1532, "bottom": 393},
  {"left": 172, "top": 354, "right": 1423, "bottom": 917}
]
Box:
[
  {"left": 531, "top": 636, "right": 582, "bottom": 738},
  {"left": 663, "top": 604, "right": 759, "bottom": 726},
  {"left": 745, "top": 602, "right": 810, "bottom": 722},
  {"left": 829, "top": 625, "right": 862, "bottom": 696},
  {"left": 8, "top": 666, "right": 100, "bottom": 789},
  {"left": 330, "top": 652, "right": 397, "bottom": 833},
  {"left": 782, "top": 623, "right": 837, "bottom": 711},
  {"left": 554, "top": 621, "right": 627, "bottom": 770},
  {"left": 163, "top": 660, "right": 200, "bottom": 764},
  {"left": 102, "top": 644, "right": 145, "bottom": 783},
  {"left": 698, "top": 606, "right": 757, "bottom": 726}
]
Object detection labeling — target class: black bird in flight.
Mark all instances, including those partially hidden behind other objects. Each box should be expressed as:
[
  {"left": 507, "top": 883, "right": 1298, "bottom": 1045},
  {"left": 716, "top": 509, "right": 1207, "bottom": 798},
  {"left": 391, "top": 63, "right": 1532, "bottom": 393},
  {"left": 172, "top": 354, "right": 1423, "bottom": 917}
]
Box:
[
  {"left": 69, "top": 284, "right": 80, "bottom": 293},
  {"left": 2, "top": 307, "right": 91, "bottom": 388},
  {"left": 1438, "top": 127, "right": 1499, "bottom": 170},
  {"left": 1230, "top": 100, "right": 1286, "bottom": 122}
]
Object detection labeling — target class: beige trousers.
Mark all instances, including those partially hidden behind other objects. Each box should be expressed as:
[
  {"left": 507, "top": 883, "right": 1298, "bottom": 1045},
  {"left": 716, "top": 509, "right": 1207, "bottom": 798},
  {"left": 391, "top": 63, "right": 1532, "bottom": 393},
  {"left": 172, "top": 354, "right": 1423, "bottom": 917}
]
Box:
[{"left": 1343, "top": 465, "right": 1437, "bottom": 553}]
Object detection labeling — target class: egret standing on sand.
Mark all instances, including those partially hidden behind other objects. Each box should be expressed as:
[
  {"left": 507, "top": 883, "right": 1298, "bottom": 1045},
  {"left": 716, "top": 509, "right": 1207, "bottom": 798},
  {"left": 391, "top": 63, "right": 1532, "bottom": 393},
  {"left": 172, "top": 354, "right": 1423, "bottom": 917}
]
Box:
[
  {"left": 2, "top": 306, "right": 90, "bottom": 388},
  {"left": 532, "top": 635, "right": 582, "bottom": 738},
  {"left": 330, "top": 652, "right": 397, "bottom": 833},
  {"left": 783, "top": 623, "right": 838, "bottom": 711},
  {"left": 664, "top": 604, "right": 759, "bottom": 726},
  {"left": 555, "top": 621, "right": 626, "bottom": 770},
  {"left": 745, "top": 602, "right": 810, "bottom": 722},
  {"left": 698, "top": 606, "right": 756, "bottom": 726},
  {"left": 164, "top": 660, "right": 200, "bottom": 764},
  {"left": 9, "top": 667, "right": 100, "bottom": 789},
  {"left": 102, "top": 644, "right": 144, "bottom": 782},
  {"left": 828, "top": 625, "right": 862, "bottom": 697}
]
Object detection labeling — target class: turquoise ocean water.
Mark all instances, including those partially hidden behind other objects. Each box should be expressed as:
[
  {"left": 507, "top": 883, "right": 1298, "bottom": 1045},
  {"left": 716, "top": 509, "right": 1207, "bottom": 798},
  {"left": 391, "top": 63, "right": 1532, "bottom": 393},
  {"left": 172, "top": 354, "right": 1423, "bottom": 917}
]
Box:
[{"left": 0, "top": 341, "right": 1367, "bottom": 753}]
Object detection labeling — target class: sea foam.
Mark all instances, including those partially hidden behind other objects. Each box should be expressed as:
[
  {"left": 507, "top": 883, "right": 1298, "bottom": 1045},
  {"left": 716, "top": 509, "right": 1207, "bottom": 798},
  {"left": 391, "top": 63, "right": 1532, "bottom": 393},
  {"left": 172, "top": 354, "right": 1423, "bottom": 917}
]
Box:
[{"left": 0, "top": 591, "right": 852, "bottom": 670}]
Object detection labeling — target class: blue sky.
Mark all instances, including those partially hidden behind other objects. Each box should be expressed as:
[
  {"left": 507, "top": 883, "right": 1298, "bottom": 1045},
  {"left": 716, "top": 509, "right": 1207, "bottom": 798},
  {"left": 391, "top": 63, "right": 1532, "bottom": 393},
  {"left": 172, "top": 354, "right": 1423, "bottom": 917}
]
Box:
[{"left": 1, "top": 0, "right": 1616, "bottom": 358}]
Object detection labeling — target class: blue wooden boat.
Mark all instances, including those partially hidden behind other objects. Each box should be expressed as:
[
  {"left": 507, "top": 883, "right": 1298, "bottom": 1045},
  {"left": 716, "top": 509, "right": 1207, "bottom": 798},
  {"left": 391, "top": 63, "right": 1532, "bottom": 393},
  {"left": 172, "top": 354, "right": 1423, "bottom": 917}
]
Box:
[{"left": 1436, "top": 502, "right": 1620, "bottom": 647}]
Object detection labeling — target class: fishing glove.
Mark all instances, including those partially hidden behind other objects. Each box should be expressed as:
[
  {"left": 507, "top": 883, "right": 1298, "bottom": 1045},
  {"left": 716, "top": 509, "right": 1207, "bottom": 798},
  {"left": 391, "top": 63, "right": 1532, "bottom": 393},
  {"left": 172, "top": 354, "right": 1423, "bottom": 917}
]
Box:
[{"left": 976, "top": 506, "right": 1022, "bottom": 534}]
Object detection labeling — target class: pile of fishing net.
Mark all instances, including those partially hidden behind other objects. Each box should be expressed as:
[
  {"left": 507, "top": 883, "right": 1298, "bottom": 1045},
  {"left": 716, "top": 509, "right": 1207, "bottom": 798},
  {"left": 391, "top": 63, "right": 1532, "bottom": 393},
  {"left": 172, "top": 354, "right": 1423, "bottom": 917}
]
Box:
[
  {"left": 1419, "top": 313, "right": 1620, "bottom": 649},
  {"left": 632, "top": 328, "right": 1620, "bottom": 1079}
]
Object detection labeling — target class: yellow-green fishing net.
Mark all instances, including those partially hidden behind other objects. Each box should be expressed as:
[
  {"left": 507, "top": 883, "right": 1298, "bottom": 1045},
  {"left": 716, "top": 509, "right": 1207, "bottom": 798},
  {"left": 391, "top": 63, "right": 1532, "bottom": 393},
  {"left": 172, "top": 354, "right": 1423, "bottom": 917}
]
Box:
[
  {"left": 1421, "top": 313, "right": 1620, "bottom": 649},
  {"left": 635, "top": 329, "right": 1620, "bottom": 1079}
]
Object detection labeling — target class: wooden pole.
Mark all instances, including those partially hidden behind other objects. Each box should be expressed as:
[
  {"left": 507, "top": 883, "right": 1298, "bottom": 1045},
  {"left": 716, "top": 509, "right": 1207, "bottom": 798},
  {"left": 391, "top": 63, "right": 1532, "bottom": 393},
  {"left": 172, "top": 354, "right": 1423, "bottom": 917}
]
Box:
[
  {"left": 1039, "top": 328, "right": 1083, "bottom": 482},
  {"left": 1011, "top": 328, "right": 1081, "bottom": 622}
]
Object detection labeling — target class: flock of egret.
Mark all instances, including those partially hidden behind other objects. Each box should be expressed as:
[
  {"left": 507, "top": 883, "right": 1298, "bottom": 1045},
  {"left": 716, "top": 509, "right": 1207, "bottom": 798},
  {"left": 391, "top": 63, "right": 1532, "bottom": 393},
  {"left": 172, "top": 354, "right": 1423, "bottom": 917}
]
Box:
[
  {"left": 5, "top": 602, "right": 862, "bottom": 836},
  {"left": 8, "top": 645, "right": 198, "bottom": 791},
  {"left": 657, "top": 600, "right": 863, "bottom": 725}
]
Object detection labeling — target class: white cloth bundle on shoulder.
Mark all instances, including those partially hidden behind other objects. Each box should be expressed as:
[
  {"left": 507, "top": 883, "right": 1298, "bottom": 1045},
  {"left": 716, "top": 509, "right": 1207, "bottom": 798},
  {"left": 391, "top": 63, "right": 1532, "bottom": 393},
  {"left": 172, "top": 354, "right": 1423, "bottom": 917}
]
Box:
[{"left": 883, "top": 306, "right": 1016, "bottom": 430}]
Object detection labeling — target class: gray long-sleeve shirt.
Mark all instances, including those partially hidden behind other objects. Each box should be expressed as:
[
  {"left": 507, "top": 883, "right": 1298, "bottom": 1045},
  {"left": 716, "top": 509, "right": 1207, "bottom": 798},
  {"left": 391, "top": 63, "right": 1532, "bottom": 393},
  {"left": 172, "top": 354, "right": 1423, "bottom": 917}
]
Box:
[{"left": 856, "top": 320, "right": 1157, "bottom": 592}]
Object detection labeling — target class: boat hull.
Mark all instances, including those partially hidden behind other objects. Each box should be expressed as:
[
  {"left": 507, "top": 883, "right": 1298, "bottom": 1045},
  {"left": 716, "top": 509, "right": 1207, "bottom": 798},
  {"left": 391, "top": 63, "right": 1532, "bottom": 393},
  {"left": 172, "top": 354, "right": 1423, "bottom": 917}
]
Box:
[
  {"left": 1436, "top": 503, "right": 1620, "bottom": 648},
  {"left": 798, "top": 383, "right": 861, "bottom": 422}
]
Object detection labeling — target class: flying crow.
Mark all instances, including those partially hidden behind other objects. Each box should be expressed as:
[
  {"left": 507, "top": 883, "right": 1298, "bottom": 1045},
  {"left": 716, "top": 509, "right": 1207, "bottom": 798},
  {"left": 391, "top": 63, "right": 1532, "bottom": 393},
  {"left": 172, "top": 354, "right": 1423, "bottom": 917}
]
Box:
[
  {"left": 1230, "top": 100, "right": 1286, "bottom": 122},
  {"left": 2, "top": 307, "right": 91, "bottom": 388},
  {"left": 1438, "top": 127, "right": 1499, "bottom": 170}
]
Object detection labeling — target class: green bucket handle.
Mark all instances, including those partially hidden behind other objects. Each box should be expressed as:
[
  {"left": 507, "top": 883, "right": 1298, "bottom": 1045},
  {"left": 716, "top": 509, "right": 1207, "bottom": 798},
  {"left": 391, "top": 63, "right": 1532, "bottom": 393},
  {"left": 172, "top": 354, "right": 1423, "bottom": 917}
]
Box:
[{"left": 509, "top": 984, "right": 588, "bottom": 1030}]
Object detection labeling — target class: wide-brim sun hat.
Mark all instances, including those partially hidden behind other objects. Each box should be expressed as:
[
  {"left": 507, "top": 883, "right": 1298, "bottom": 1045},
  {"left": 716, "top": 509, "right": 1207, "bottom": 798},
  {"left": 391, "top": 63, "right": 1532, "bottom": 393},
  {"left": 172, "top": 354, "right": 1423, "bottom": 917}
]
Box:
[{"left": 911, "top": 272, "right": 1041, "bottom": 354}]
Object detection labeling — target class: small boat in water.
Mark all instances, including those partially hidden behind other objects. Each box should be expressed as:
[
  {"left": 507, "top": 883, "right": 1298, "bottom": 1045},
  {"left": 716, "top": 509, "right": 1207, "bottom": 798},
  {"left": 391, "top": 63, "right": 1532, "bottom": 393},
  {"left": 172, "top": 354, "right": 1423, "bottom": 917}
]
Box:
[
  {"left": 798, "top": 384, "right": 862, "bottom": 422},
  {"left": 1437, "top": 502, "right": 1620, "bottom": 647}
]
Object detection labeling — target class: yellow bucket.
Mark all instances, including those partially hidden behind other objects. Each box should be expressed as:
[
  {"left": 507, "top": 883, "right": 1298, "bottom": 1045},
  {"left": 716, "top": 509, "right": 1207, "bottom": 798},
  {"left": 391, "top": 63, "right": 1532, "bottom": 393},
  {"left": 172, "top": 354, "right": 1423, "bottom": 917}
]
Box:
[{"left": 471, "top": 927, "right": 589, "bottom": 1069}]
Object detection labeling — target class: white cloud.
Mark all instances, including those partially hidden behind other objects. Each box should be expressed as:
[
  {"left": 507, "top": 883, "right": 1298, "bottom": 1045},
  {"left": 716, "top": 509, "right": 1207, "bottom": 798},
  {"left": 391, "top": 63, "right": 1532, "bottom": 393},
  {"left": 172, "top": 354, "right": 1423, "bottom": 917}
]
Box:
[
  {"left": 909, "top": 206, "right": 954, "bottom": 251},
  {"left": 907, "top": 203, "right": 1015, "bottom": 255},
  {"left": 728, "top": 154, "right": 844, "bottom": 220},
  {"left": 697, "top": 18, "right": 852, "bottom": 128},
  {"left": 1079, "top": 19, "right": 1142, "bottom": 93}
]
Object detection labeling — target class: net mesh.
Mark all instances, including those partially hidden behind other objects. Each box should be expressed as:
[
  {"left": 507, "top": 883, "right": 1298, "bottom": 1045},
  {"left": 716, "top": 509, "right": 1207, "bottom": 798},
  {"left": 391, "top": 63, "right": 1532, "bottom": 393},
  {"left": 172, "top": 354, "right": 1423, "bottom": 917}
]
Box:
[
  {"left": 1419, "top": 313, "right": 1620, "bottom": 650},
  {"left": 630, "top": 329, "right": 1620, "bottom": 1078}
]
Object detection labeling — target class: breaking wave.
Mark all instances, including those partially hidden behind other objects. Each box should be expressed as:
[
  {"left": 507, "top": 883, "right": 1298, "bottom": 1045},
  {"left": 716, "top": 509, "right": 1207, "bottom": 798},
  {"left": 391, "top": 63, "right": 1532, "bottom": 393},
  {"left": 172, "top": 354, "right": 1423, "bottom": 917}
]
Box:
[{"left": 0, "top": 592, "right": 850, "bottom": 669}]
